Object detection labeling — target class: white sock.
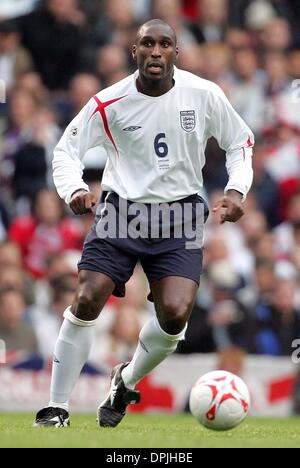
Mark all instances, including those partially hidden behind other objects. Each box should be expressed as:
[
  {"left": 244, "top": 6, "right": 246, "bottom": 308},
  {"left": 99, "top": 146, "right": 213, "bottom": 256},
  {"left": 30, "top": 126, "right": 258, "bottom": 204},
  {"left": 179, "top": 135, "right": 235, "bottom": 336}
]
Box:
[
  {"left": 49, "top": 307, "right": 96, "bottom": 412},
  {"left": 121, "top": 316, "right": 187, "bottom": 389}
]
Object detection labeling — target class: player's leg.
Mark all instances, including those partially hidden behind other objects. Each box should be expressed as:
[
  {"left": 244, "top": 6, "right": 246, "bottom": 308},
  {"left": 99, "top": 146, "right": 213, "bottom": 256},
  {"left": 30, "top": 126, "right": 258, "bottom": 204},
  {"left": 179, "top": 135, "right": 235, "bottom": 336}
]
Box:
[
  {"left": 121, "top": 276, "right": 198, "bottom": 388},
  {"left": 35, "top": 221, "right": 139, "bottom": 428},
  {"left": 49, "top": 270, "right": 115, "bottom": 405},
  {"left": 34, "top": 270, "right": 115, "bottom": 427},
  {"left": 98, "top": 275, "right": 198, "bottom": 428},
  {"left": 98, "top": 193, "right": 207, "bottom": 427}
]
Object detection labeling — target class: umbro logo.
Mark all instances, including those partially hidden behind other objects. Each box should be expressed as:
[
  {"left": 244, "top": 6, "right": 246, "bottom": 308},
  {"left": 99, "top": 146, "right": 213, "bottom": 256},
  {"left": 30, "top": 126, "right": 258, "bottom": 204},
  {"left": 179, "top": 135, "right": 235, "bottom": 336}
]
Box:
[
  {"left": 110, "top": 381, "right": 118, "bottom": 405},
  {"left": 139, "top": 339, "right": 149, "bottom": 353},
  {"left": 123, "top": 126, "right": 142, "bottom": 132}
]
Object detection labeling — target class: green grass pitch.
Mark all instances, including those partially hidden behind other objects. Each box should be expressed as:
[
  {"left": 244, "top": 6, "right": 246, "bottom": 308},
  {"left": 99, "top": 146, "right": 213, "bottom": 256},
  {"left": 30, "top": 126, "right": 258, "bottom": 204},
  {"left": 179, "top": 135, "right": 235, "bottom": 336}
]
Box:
[{"left": 0, "top": 413, "right": 300, "bottom": 448}]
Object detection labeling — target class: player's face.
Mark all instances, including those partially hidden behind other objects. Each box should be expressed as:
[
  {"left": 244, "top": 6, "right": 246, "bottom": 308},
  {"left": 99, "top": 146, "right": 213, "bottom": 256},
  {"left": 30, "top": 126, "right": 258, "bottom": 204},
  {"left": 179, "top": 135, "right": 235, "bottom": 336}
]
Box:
[{"left": 133, "top": 25, "right": 178, "bottom": 82}]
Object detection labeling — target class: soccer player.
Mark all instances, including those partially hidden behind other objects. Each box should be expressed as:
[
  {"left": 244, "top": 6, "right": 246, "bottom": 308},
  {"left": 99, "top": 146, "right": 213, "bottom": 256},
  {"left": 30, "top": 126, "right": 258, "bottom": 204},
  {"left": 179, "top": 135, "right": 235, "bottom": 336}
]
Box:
[{"left": 34, "top": 19, "right": 254, "bottom": 428}]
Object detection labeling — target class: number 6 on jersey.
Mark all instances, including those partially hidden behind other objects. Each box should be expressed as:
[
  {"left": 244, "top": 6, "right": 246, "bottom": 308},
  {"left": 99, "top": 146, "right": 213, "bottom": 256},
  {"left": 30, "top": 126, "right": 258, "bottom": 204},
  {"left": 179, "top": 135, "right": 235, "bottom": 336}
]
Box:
[{"left": 154, "top": 133, "right": 169, "bottom": 158}]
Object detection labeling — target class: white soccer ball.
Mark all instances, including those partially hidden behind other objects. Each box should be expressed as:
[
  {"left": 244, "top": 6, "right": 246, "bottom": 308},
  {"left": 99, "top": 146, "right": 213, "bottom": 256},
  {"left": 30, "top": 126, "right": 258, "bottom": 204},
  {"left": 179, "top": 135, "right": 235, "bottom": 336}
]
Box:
[{"left": 189, "top": 370, "right": 250, "bottom": 431}]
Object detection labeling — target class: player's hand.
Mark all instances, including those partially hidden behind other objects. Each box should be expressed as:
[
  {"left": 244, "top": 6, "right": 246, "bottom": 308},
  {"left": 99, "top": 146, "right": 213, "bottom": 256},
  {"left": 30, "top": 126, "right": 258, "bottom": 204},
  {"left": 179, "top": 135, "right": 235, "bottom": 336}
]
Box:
[
  {"left": 213, "top": 191, "right": 244, "bottom": 224},
  {"left": 69, "top": 190, "right": 97, "bottom": 215}
]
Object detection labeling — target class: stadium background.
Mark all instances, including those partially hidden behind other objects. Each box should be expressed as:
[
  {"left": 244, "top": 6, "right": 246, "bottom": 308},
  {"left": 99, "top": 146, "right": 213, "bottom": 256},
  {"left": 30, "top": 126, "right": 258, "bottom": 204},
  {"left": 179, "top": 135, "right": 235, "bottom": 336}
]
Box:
[{"left": 0, "top": 0, "right": 300, "bottom": 417}]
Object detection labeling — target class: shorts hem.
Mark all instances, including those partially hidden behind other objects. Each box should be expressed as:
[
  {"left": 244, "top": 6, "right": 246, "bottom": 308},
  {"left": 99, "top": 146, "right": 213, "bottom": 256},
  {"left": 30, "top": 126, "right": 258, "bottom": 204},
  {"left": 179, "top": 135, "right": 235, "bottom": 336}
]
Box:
[
  {"left": 77, "top": 265, "right": 125, "bottom": 298},
  {"left": 149, "top": 273, "right": 201, "bottom": 287},
  {"left": 147, "top": 273, "right": 201, "bottom": 302}
]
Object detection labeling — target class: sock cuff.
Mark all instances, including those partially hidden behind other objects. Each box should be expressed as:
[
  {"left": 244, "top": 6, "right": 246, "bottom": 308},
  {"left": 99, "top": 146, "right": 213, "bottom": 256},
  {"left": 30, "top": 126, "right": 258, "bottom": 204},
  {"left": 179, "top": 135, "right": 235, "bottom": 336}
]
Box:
[
  {"left": 63, "top": 307, "right": 97, "bottom": 328},
  {"left": 49, "top": 401, "right": 69, "bottom": 412},
  {"left": 154, "top": 316, "right": 187, "bottom": 342}
]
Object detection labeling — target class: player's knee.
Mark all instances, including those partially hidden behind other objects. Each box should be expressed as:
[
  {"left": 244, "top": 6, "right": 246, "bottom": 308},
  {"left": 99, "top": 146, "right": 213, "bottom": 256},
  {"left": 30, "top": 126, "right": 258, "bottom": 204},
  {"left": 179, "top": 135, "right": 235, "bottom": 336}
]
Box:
[
  {"left": 160, "top": 297, "right": 193, "bottom": 335},
  {"left": 72, "top": 288, "right": 101, "bottom": 321},
  {"left": 71, "top": 271, "right": 114, "bottom": 321}
]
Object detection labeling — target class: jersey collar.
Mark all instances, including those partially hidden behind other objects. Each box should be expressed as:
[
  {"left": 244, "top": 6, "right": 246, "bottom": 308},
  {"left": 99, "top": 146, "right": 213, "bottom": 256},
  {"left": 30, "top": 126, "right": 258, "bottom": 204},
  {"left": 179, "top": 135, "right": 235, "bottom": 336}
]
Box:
[{"left": 133, "top": 66, "right": 178, "bottom": 99}]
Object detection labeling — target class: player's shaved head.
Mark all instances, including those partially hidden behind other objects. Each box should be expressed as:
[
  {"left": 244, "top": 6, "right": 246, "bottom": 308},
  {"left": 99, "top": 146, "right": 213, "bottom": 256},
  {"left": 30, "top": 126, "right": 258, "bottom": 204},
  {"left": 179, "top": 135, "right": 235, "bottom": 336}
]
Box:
[
  {"left": 133, "top": 18, "right": 179, "bottom": 95},
  {"left": 136, "top": 19, "right": 177, "bottom": 45}
]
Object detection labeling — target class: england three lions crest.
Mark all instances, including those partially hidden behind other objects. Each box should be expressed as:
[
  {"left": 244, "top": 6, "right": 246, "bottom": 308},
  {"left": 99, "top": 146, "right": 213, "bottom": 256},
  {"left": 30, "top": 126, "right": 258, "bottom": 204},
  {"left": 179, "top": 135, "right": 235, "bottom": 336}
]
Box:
[{"left": 180, "top": 110, "right": 196, "bottom": 132}]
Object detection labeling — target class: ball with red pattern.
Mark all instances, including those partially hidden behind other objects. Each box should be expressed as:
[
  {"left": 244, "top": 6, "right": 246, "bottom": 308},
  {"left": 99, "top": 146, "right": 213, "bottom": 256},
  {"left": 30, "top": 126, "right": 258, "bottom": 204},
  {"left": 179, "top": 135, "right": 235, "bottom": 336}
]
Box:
[{"left": 189, "top": 370, "right": 250, "bottom": 431}]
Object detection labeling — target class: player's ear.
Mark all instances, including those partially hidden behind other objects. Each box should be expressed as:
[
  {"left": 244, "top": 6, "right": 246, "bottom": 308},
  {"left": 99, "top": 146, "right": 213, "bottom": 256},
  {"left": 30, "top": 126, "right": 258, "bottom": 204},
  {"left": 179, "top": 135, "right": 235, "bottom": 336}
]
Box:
[
  {"left": 132, "top": 45, "right": 137, "bottom": 60},
  {"left": 175, "top": 46, "right": 179, "bottom": 61}
]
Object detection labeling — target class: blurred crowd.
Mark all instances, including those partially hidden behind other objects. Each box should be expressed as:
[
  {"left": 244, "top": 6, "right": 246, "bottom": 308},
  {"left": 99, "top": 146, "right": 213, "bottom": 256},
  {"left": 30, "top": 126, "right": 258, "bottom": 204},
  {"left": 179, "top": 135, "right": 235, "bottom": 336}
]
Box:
[{"left": 0, "top": 0, "right": 300, "bottom": 376}]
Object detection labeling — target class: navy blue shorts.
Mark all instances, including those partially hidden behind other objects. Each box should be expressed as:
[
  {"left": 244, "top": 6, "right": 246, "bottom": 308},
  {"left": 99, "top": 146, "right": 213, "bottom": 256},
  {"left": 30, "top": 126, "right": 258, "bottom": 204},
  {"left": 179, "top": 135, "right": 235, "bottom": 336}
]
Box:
[{"left": 78, "top": 192, "right": 209, "bottom": 301}]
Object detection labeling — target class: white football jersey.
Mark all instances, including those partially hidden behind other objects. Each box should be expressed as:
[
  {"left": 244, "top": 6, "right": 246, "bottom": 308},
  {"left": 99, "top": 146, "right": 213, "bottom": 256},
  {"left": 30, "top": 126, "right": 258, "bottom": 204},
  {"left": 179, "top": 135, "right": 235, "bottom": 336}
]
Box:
[{"left": 53, "top": 67, "right": 254, "bottom": 204}]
